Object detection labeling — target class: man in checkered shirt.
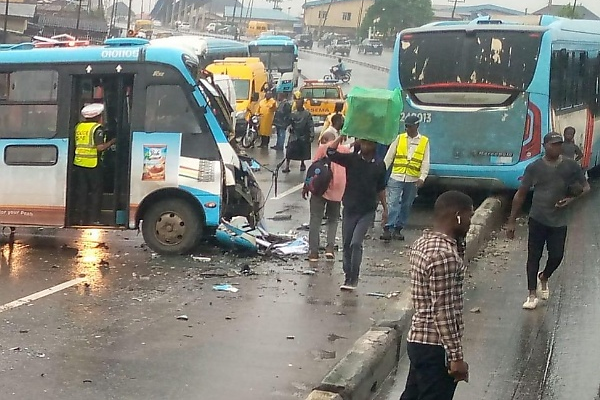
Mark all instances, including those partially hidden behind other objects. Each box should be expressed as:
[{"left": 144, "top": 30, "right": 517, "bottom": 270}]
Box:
[{"left": 400, "top": 190, "right": 474, "bottom": 400}]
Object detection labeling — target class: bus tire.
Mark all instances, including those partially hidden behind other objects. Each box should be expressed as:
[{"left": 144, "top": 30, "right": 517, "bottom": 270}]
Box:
[{"left": 142, "top": 198, "right": 203, "bottom": 255}]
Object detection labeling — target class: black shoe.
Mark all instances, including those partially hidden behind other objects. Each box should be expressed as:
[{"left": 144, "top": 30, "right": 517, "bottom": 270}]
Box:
[
  {"left": 380, "top": 229, "right": 392, "bottom": 241},
  {"left": 393, "top": 230, "right": 405, "bottom": 241},
  {"left": 282, "top": 168, "right": 291, "bottom": 173},
  {"left": 300, "top": 164, "right": 306, "bottom": 172}
]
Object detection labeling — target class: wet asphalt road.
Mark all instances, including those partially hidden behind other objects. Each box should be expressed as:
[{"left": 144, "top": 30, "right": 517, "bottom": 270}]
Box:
[
  {"left": 381, "top": 183, "right": 600, "bottom": 400},
  {"left": 0, "top": 57, "right": 424, "bottom": 400}
]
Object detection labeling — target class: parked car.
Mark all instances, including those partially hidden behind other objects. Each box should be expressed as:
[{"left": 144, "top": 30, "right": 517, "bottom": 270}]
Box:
[
  {"left": 179, "top": 22, "right": 191, "bottom": 31},
  {"left": 358, "top": 38, "right": 384, "bottom": 55},
  {"left": 326, "top": 39, "right": 351, "bottom": 56},
  {"left": 294, "top": 34, "right": 313, "bottom": 49},
  {"left": 206, "top": 22, "right": 221, "bottom": 33},
  {"left": 318, "top": 32, "right": 336, "bottom": 48},
  {"left": 218, "top": 25, "right": 237, "bottom": 35}
]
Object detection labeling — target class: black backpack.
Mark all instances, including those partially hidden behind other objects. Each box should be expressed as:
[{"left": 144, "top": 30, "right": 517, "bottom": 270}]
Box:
[{"left": 304, "top": 157, "right": 333, "bottom": 196}]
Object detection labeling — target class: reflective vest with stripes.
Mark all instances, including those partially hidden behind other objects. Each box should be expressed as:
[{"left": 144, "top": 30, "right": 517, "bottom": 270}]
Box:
[
  {"left": 392, "top": 133, "right": 429, "bottom": 177},
  {"left": 74, "top": 122, "right": 101, "bottom": 168}
]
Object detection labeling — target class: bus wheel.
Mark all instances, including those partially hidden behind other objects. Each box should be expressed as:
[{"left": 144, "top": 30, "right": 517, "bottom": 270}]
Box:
[{"left": 142, "top": 198, "right": 203, "bottom": 255}]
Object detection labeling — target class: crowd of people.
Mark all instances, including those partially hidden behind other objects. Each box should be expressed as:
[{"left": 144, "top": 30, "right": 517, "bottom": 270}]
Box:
[{"left": 243, "top": 94, "right": 591, "bottom": 398}]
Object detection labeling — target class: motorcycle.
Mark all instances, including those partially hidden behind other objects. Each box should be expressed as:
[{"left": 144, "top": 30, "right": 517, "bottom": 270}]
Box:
[
  {"left": 324, "top": 66, "right": 352, "bottom": 83},
  {"left": 241, "top": 114, "right": 260, "bottom": 149}
]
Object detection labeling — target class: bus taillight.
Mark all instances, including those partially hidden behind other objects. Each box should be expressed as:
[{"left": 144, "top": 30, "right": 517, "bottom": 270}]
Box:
[{"left": 519, "top": 102, "right": 542, "bottom": 161}]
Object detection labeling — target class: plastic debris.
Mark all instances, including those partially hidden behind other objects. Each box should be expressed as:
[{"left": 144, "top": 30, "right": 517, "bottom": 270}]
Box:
[
  {"left": 176, "top": 315, "right": 189, "bottom": 321},
  {"left": 366, "top": 292, "right": 387, "bottom": 298},
  {"left": 302, "top": 270, "right": 316, "bottom": 275},
  {"left": 212, "top": 284, "right": 239, "bottom": 293},
  {"left": 191, "top": 256, "right": 211, "bottom": 262},
  {"left": 470, "top": 307, "right": 481, "bottom": 313},
  {"left": 269, "top": 214, "right": 292, "bottom": 221},
  {"left": 272, "top": 237, "right": 309, "bottom": 256},
  {"left": 286, "top": 335, "right": 295, "bottom": 340}
]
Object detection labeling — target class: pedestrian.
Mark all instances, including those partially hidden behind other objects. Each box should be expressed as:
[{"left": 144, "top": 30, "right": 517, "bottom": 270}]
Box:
[
  {"left": 282, "top": 97, "right": 314, "bottom": 173},
  {"left": 326, "top": 135, "right": 388, "bottom": 290},
  {"left": 271, "top": 92, "right": 292, "bottom": 151},
  {"left": 561, "top": 126, "right": 583, "bottom": 162},
  {"left": 400, "top": 190, "right": 473, "bottom": 400},
  {"left": 320, "top": 113, "right": 344, "bottom": 141},
  {"left": 319, "top": 101, "right": 345, "bottom": 139},
  {"left": 257, "top": 90, "right": 277, "bottom": 148},
  {"left": 72, "top": 103, "right": 116, "bottom": 225},
  {"left": 303, "top": 130, "right": 349, "bottom": 262},
  {"left": 507, "top": 132, "right": 590, "bottom": 310},
  {"left": 381, "top": 115, "right": 430, "bottom": 241}
]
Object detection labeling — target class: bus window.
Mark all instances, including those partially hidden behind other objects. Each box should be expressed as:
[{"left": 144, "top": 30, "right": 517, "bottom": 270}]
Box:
[
  {"left": 0, "top": 70, "right": 59, "bottom": 138},
  {"left": 145, "top": 85, "right": 202, "bottom": 133},
  {"left": 399, "top": 31, "right": 542, "bottom": 92}
]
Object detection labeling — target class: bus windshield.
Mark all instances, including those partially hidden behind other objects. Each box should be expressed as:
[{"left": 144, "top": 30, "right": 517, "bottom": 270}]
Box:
[
  {"left": 399, "top": 30, "right": 542, "bottom": 90},
  {"left": 249, "top": 45, "right": 296, "bottom": 72}
]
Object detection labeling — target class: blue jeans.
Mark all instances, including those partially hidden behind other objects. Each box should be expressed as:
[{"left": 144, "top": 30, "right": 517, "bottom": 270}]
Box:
[
  {"left": 385, "top": 179, "right": 418, "bottom": 231},
  {"left": 274, "top": 126, "right": 287, "bottom": 149}
]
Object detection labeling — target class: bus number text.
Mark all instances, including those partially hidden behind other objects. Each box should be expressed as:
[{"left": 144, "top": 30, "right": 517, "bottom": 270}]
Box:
[{"left": 400, "top": 112, "right": 432, "bottom": 123}]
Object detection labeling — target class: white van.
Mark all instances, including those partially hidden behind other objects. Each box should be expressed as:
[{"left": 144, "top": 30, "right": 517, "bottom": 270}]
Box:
[{"left": 212, "top": 74, "right": 237, "bottom": 109}]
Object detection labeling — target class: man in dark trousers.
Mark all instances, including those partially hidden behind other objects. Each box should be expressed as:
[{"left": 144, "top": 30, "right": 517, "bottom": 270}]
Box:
[
  {"left": 507, "top": 132, "right": 590, "bottom": 310},
  {"left": 327, "top": 135, "right": 388, "bottom": 290},
  {"left": 271, "top": 91, "right": 292, "bottom": 151},
  {"left": 400, "top": 190, "right": 474, "bottom": 400},
  {"left": 72, "top": 103, "right": 115, "bottom": 225}
]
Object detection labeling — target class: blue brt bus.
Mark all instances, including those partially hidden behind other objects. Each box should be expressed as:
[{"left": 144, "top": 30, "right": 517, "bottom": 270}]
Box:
[
  {"left": 248, "top": 35, "right": 299, "bottom": 93},
  {"left": 389, "top": 16, "right": 600, "bottom": 190},
  {"left": 0, "top": 37, "right": 263, "bottom": 254},
  {"left": 150, "top": 35, "right": 249, "bottom": 68}
]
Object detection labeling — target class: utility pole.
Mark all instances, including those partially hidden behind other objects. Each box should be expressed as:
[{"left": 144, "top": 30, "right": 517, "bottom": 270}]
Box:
[
  {"left": 2, "top": 0, "right": 10, "bottom": 44},
  {"left": 356, "top": 0, "right": 365, "bottom": 38},
  {"left": 318, "top": 0, "right": 334, "bottom": 39},
  {"left": 126, "top": 0, "right": 133, "bottom": 31},
  {"left": 76, "top": 0, "right": 83, "bottom": 30}
]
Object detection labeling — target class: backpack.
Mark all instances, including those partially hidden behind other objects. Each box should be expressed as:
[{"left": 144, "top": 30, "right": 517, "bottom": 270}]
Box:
[{"left": 304, "top": 157, "right": 333, "bottom": 197}]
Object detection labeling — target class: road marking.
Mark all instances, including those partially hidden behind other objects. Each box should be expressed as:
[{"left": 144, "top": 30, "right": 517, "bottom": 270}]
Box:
[
  {"left": 0, "top": 277, "right": 87, "bottom": 313},
  {"left": 271, "top": 183, "right": 304, "bottom": 200}
]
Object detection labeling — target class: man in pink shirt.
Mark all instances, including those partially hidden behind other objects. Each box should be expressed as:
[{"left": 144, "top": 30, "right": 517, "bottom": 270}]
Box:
[{"left": 303, "top": 116, "right": 348, "bottom": 262}]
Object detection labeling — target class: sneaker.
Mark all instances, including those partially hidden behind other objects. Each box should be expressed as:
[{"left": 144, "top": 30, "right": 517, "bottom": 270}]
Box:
[
  {"left": 308, "top": 253, "right": 319, "bottom": 262},
  {"left": 340, "top": 284, "right": 355, "bottom": 291},
  {"left": 393, "top": 230, "right": 405, "bottom": 241},
  {"left": 380, "top": 229, "right": 392, "bottom": 241},
  {"left": 538, "top": 273, "right": 550, "bottom": 300},
  {"left": 522, "top": 296, "right": 539, "bottom": 310},
  {"left": 325, "top": 247, "right": 335, "bottom": 260}
]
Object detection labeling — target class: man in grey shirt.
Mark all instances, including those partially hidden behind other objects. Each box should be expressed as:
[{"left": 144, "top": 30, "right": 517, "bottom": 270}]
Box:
[{"left": 507, "top": 132, "right": 590, "bottom": 310}]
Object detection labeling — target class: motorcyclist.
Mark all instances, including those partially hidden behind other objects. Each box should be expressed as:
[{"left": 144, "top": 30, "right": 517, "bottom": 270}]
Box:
[{"left": 332, "top": 58, "right": 346, "bottom": 79}]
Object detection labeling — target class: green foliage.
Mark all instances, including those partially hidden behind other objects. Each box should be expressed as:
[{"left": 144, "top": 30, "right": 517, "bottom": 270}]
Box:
[
  {"left": 555, "top": 3, "right": 584, "bottom": 19},
  {"left": 359, "top": 0, "right": 433, "bottom": 40}
]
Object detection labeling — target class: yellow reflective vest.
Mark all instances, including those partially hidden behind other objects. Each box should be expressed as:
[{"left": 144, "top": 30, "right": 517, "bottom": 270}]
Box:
[
  {"left": 74, "top": 122, "right": 101, "bottom": 168},
  {"left": 392, "top": 133, "right": 429, "bottom": 177}
]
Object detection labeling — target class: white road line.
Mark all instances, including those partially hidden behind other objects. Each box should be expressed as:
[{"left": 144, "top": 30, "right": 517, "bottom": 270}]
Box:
[
  {"left": 0, "top": 277, "right": 87, "bottom": 313},
  {"left": 271, "top": 183, "right": 304, "bottom": 200}
]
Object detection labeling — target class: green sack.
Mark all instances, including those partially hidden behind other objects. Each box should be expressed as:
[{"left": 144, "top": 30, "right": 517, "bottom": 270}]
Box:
[{"left": 341, "top": 87, "right": 403, "bottom": 145}]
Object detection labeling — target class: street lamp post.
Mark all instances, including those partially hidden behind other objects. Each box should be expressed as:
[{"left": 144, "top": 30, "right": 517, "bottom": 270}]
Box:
[
  {"left": 2, "top": 0, "right": 9, "bottom": 44},
  {"left": 126, "top": 0, "right": 133, "bottom": 32},
  {"left": 76, "top": 0, "right": 83, "bottom": 31}
]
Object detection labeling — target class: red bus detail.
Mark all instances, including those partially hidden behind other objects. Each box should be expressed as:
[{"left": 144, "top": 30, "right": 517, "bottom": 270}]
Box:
[{"left": 520, "top": 102, "right": 542, "bottom": 161}]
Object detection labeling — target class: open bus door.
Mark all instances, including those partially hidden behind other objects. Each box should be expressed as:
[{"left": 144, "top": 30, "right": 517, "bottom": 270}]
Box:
[{"left": 66, "top": 74, "right": 135, "bottom": 227}]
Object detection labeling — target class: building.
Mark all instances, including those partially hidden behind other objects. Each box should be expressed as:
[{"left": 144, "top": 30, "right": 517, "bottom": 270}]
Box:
[
  {"left": 105, "top": 1, "right": 135, "bottom": 24},
  {"left": 533, "top": 4, "right": 599, "bottom": 20},
  {"left": 0, "top": 1, "right": 36, "bottom": 41},
  {"left": 223, "top": 6, "right": 300, "bottom": 30},
  {"left": 303, "top": 0, "right": 373, "bottom": 36},
  {"left": 431, "top": 3, "right": 525, "bottom": 21},
  {"left": 35, "top": 14, "right": 109, "bottom": 42}
]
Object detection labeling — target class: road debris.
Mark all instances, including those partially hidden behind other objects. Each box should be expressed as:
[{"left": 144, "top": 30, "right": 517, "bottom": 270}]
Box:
[
  {"left": 176, "top": 315, "right": 189, "bottom": 321},
  {"left": 212, "top": 284, "right": 239, "bottom": 293},
  {"left": 366, "top": 291, "right": 401, "bottom": 299},
  {"left": 302, "top": 270, "right": 316, "bottom": 275},
  {"left": 327, "top": 333, "right": 347, "bottom": 342},
  {"left": 470, "top": 307, "right": 481, "bottom": 313},
  {"left": 191, "top": 256, "right": 211, "bottom": 262},
  {"left": 286, "top": 335, "right": 295, "bottom": 340}
]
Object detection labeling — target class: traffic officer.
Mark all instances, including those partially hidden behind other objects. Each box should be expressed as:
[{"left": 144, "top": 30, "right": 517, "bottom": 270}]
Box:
[
  {"left": 381, "top": 115, "right": 430, "bottom": 241},
  {"left": 73, "top": 103, "right": 115, "bottom": 225}
]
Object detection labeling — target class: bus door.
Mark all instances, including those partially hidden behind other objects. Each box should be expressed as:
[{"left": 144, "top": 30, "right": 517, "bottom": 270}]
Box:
[{"left": 66, "top": 73, "right": 135, "bottom": 227}]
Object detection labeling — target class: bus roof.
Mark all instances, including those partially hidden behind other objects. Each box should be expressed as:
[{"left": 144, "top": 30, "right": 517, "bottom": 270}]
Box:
[
  {"left": 150, "top": 35, "right": 247, "bottom": 57},
  {"left": 0, "top": 37, "right": 199, "bottom": 68},
  {"left": 249, "top": 35, "right": 295, "bottom": 46},
  {"left": 403, "top": 14, "right": 600, "bottom": 36}
]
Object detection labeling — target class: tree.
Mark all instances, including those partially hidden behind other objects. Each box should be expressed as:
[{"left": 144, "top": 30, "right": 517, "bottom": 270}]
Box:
[
  {"left": 358, "top": 0, "right": 433, "bottom": 40},
  {"left": 555, "top": 3, "right": 584, "bottom": 19}
]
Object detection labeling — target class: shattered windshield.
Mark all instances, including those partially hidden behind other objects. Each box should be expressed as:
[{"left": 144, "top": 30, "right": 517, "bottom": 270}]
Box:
[{"left": 399, "top": 30, "right": 542, "bottom": 90}]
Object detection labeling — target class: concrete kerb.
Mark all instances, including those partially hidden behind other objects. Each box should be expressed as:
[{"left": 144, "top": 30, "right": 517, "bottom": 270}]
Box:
[{"left": 304, "top": 195, "right": 509, "bottom": 400}]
